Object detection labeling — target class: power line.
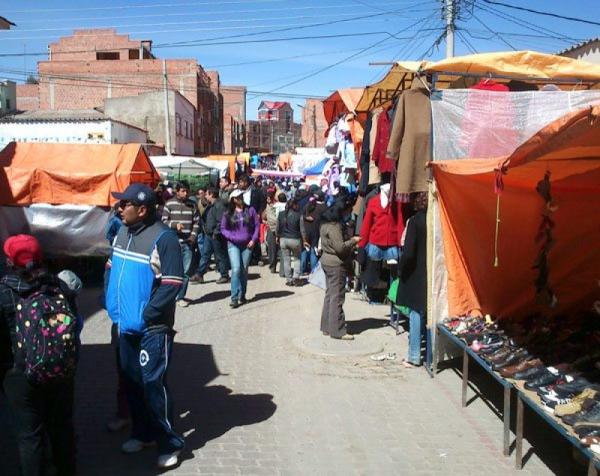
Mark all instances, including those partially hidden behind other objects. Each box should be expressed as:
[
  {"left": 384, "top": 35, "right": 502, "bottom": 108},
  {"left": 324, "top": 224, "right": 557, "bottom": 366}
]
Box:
[
  {"left": 257, "top": 14, "right": 438, "bottom": 96},
  {"left": 456, "top": 29, "right": 477, "bottom": 54},
  {"left": 0, "top": 31, "right": 394, "bottom": 58},
  {"left": 3, "top": 0, "right": 284, "bottom": 14},
  {"left": 482, "top": 0, "right": 600, "bottom": 27},
  {"left": 470, "top": 12, "right": 516, "bottom": 50},
  {"left": 475, "top": 3, "right": 579, "bottom": 43},
  {"left": 11, "top": 0, "right": 426, "bottom": 24}
]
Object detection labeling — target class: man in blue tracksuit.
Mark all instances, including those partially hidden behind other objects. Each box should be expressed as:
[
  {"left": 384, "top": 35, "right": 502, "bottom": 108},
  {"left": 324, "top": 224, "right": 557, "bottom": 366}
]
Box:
[{"left": 105, "top": 183, "right": 185, "bottom": 470}]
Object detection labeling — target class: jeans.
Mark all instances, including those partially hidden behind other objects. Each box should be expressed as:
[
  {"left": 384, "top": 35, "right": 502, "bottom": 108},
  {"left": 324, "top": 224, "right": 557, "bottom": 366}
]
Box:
[
  {"left": 120, "top": 329, "right": 184, "bottom": 454},
  {"left": 111, "top": 323, "right": 129, "bottom": 419},
  {"left": 3, "top": 369, "right": 76, "bottom": 476},
  {"left": 300, "top": 247, "right": 319, "bottom": 274},
  {"left": 177, "top": 241, "right": 194, "bottom": 301},
  {"left": 227, "top": 242, "right": 252, "bottom": 302},
  {"left": 266, "top": 229, "right": 279, "bottom": 271},
  {"left": 320, "top": 263, "right": 348, "bottom": 338},
  {"left": 280, "top": 237, "right": 302, "bottom": 281},
  {"left": 408, "top": 309, "right": 425, "bottom": 365},
  {"left": 198, "top": 234, "right": 230, "bottom": 278}
]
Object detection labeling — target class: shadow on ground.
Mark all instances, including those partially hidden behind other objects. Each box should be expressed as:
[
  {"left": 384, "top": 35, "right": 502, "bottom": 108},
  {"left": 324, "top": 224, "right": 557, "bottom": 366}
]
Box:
[
  {"left": 251, "top": 290, "right": 294, "bottom": 302},
  {"left": 444, "top": 358, "right": 589, "bottom": 476},
  {"left": 1, "top": 341, "right": 276, "bottom": 476},
  {"left": 347, "top": 317, "right": 390, "bottom": 335}
]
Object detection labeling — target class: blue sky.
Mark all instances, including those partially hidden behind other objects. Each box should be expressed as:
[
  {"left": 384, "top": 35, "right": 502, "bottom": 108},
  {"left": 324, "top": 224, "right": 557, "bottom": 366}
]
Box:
[{"left": 1, "top": 0, "right": 600, "bottom": 119}]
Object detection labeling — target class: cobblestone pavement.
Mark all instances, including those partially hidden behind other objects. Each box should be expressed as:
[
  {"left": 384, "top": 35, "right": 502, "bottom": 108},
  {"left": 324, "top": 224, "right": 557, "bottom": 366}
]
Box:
[{"left": 0, "top": 266, "right": 588, "bottom": 475}]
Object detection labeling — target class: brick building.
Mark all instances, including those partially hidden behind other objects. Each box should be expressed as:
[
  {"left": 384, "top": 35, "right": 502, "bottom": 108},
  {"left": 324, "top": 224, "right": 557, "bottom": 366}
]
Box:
[
  {"left": 247, "top": 101, "right": 302, "bottom": 153},
  {"left": 16, "top": 29, "right": 235, "bottom": 155},
  {"left": 300, "top": 98, "right": 327, "bottom": 148},
  {"left": 221, "top": 85, "right": 247, "bottom": 154}
]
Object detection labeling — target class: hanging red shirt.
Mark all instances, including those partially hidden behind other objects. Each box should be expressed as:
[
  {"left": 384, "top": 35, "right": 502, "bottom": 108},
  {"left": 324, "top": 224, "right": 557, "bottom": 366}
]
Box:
[
  {"left": 371, "top": 109, "right": 395, "bottom": 173},
  {"left": 359, "top": 194, "right": 405, "bottom": 248}
]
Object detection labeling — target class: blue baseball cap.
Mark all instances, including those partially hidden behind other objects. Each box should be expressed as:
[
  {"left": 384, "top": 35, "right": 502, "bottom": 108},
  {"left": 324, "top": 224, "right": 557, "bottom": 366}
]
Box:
[{"left": 111, "top": 183, "right": 156, "bottom": 207}]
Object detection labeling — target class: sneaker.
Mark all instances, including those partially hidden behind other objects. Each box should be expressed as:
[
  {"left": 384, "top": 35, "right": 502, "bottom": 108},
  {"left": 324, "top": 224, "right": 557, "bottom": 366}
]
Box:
[
  {"left": 157, "top": 450, "right": 181, "bottom": 469},
  {"left": 215, "top": 276, "right": 229, "bottom": 284},
  {"left": 555, "top": 388, "right": 598, "bottom": 417},
  {"left": 191, "top": 274, "right": 204, "bottom": 284},
  {"left": 292, "top": 278, "right": 304, "bottom": 287},
  {"left": 177, "top": 300, "right": 190, "bottom": 308},
  {"left": 240, "top": 296, "right": 247, "bottom": 305},
  {"left": 107, "top": 417, "right": 130, "bottom": 433},
  {"left": 229, "top": 300, "right": 240, "bottom": 309},
  {"left": 121, "top": 438, "right": 155, "bottom": 454},
  {"left": 285, "top": 280, "right": 294, "bottom": 286}
]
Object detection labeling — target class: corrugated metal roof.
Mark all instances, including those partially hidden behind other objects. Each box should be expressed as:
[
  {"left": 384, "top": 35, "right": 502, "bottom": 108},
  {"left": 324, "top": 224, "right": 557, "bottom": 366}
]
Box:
[
  {"left": 0, "top": 109, "right": 147, "bottom": 132},
  {"left": 557, "top": 38, "right": 600, "bottom": 56}
]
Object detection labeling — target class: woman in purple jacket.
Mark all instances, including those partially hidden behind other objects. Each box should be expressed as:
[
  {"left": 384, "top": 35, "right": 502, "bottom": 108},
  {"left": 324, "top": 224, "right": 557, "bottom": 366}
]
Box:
[{"left": 220, "top": 190, "right": 260, "bottom": 308}]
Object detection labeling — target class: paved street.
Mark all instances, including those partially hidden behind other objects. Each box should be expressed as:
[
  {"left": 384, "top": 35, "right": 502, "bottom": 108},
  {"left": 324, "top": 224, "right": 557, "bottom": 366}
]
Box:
[{"left": 0, "top": 266, "right": 585, "bottom": 475}]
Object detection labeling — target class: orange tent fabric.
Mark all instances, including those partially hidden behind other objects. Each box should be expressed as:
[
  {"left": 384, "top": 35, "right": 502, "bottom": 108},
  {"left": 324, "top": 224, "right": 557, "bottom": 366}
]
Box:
[
  {"left": 322, "top": 88, "right": 365, "bottom": 125},
  {"left": 0, "top": 142, "right": 160, "bottom": 207},
  {"left": 431, "top": 106, "right": 600, "bottom": 320}
]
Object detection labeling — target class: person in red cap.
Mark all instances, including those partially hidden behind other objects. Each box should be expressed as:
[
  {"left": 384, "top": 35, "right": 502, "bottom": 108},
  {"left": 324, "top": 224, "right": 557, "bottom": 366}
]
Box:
[{"left": 1, "top": 234, "right": 79, "bottom": 476}]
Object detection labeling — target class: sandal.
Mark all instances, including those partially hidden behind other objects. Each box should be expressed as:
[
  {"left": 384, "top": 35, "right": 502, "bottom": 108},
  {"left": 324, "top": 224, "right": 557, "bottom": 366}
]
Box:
[{"left": 402, "top": 359, "right": 418, "bottom": 369}]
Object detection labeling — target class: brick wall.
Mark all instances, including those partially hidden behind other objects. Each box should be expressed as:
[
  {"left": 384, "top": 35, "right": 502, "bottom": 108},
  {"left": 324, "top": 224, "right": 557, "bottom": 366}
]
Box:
[
  {"left": 221, "top": 85, "right": 246, "bottom": 154},
  {"left": 16, "top": 83, "right": 39, "bottom": 111},
  {"left": 301, "top": 98, "right": 327, "bottom": 147},
  {"left": 32, "top": 29, "right": 224, "bottom": 154}
]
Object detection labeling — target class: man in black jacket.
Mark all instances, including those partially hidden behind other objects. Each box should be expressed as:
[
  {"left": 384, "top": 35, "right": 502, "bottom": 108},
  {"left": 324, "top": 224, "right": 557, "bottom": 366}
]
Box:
[{"left": 192, "top": 187, "right": 230, "bottom": 284}]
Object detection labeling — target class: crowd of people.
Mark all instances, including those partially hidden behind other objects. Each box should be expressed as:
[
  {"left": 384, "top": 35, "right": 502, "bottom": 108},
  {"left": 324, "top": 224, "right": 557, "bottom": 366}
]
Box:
[{"left": 0, "top": 171, "right": 428, "bottom": 474}]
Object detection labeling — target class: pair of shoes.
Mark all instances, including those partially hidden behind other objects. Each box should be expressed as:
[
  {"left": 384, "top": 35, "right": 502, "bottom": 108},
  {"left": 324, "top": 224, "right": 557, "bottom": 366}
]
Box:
[
  {"left": 332, "top": 334, "right": 354, "bottom": 341},
  {"left": 177, "top": 299, "right": 190, "bottom": 308},
  {"left": 292, "top": 278, "right": 304, "bottom": 287},
  {"left": 555, "top": 388, "right": 598, "bottom": 417},
  {"left": 157, "top": 450, "right": 181, "bottom": 469},
  {"left": 215, "top": 276, "right": 229, "bottom": 284},
  {"left": 121, "top": 438, "right": 156, "bottom": 454},
  {"left": 229, "top": 300, "right": 240, "bottom": 309},
  {"left": 322, "top": 331, "right": 329, "bottom": 336},
  {"left": 285, "top": 280, "right": 294, "bottom": 286},
  {"left": 500, "top": 358, "right": 543, "bottom": 379},
  {"left": 107, "top": 417, "right": 130, "bottom": 433},
  {"left": 240, "top": 297, "right": 247, "bottom": 305}
]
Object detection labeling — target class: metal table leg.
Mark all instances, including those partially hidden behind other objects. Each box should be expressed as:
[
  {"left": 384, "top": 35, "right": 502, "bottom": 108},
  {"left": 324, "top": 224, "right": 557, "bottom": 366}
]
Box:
[
  {"left": 516, "top": 395, "right": 524, "bottom": 470},
  {"left": 588, "top": 459, "right": 598, "bottom": 476},
  {"left": 503, "top": 385, "right": 511, "bottom": 456},
  {"left": 462, "top": 347, "right": 469, "bottom": 407}
]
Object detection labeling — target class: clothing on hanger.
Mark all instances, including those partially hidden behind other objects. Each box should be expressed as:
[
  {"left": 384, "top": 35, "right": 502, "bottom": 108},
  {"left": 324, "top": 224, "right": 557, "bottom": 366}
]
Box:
[
  {"left": 358, "top": 184, "right": 405, "bottom": 249},
  {"left": 371, "top": 107, "right": 395, "bottom": 174}
]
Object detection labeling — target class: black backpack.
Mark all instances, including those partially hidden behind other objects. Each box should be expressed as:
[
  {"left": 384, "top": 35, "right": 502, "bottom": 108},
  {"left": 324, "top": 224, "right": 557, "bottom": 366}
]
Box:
[{"left": 14, "top": 285, "right": 79, "bottom": 384}]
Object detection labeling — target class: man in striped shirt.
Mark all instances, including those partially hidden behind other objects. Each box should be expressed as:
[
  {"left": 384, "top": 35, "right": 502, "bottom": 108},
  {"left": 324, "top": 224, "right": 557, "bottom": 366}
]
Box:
[{"left": 161, "top": 182, "right": 199, "bottom": 307}]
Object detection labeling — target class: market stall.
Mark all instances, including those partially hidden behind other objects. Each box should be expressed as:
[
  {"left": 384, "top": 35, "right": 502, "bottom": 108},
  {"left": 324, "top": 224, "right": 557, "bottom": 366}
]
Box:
[{"left": 0, "top": 142, "right": 160, "bottom": 256}]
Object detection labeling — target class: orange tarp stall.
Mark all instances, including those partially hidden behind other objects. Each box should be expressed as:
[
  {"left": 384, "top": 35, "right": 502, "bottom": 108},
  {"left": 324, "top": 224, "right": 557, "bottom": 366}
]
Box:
[
  {"left": 431, "top": 106, "right": 600, "bottom": 320},
  {"left": 323, "top": 88, "right": 365, "bottom": 125},
  {"left": 0, "top": 142, "right": 159, "bottom": 207},
  {"left": 204, "top": 154, "right": 238, "bottom": 181}
]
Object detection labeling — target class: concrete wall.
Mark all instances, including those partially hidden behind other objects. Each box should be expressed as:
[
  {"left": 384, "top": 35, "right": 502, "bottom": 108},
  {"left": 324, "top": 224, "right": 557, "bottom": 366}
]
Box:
[
  {"left": 104, "top": 90, "right": 194, "bottom": 156},
  {"left": 0, "top": 81, "right": 17, "bottom": 116},
  {"left": 0, "top": 119, "right": 145, "bottom": 149}
]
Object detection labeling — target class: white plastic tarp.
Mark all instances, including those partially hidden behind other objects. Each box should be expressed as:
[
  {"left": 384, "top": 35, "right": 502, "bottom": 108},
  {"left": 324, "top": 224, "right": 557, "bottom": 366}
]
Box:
[
  {"left": 150, "top": 155, "right": 228, "bottom": 177},
  {"left": 0, "top": 204, "right": 110, "bottom": 257}
]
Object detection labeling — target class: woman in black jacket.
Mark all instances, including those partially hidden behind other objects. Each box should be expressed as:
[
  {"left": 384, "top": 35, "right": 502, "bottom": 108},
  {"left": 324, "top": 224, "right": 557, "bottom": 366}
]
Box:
[
  {"left": 277, "top": 198, "right": 305, "bottom": 286},
  {"left": 397, "top": 192, "right": 428, "bottom": 367}
]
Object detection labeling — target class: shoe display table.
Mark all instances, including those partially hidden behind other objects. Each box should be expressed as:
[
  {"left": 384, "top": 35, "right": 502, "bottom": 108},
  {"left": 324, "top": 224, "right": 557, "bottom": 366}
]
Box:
[
  {"left": 434, "top": 324, "right": 513, "bottom": 457},
  {"left": 514, "top": 383, "right": 600, "bottom": 475}
]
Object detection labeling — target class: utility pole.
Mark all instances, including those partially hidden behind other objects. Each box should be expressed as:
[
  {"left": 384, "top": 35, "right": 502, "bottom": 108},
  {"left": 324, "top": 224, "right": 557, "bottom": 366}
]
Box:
[
  {"left": 445, "top": 0, "right": 455, "bottom": 58},
  {"left": 162, "top": 59, "right": 172, "bottom": 155},
  {"left": 270, "top": 120, "right": 274, "bottom": 153},
  {"left": 312, "top": 105, "right": 317, "bottom": 148}
]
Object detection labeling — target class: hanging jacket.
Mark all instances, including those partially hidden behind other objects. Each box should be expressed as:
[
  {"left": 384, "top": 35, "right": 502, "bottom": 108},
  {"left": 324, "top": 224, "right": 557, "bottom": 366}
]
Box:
[
  {"left": 358, "top": 193, "right": 405, "bottom": 248},
  {"left": 371, "top": 108, "right": 395, "bottom": 173}
]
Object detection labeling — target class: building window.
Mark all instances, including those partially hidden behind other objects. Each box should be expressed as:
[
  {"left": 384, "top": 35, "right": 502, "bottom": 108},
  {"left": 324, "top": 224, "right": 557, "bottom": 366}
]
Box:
[
  {"left": 96, "top": 51, "right": 120, "bottom": 60},
  {"left": 5, "top": 99, "right": 10, "bottom": 110},
  {"left": 128, "top": 49, "right": 140, "bottom": 60},
  {"left": 176, "top": 114, "right": 182, "bottom": 136}
]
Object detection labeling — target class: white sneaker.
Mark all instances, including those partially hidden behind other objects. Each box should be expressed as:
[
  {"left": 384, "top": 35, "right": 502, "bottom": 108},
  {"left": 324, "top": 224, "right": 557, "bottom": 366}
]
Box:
[
  {"left": 121, "top": 438, "right": 155, "bottom": 454},
  {"left": 107, "top": 417, "right": 130, "bottom": 432},
  {"left": 157, "top": 450, "right": 181, "bottom": 469},
  {"left": 177, "top": 300, "right": 189, "bottom": 308}
]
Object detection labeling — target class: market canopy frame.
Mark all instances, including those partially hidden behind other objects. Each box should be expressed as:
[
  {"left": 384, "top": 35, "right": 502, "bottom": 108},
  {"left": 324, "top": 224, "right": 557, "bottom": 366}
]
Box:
[{"left": 356, "top": 51, "right": 600, "bottom": 115}]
